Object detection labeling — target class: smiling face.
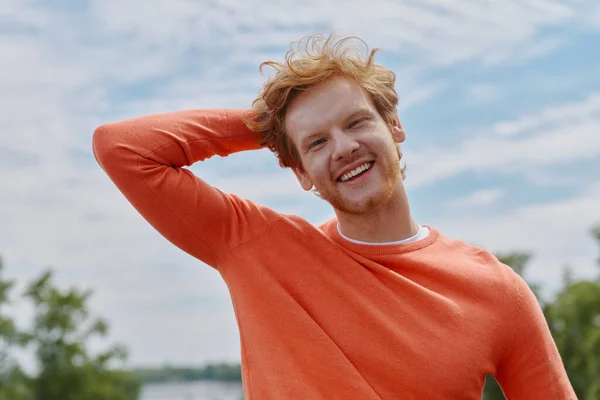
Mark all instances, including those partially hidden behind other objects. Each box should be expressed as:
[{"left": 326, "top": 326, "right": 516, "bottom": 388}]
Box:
[{"left": 286, "top": 76, "right": 406, "bottom": 215}]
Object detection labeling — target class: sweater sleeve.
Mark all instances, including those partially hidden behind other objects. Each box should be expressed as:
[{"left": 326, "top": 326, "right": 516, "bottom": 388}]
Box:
[
  {"left": 495, "top": 270, "right": 576, "bottom": 399},
  {"left": 92, "top": 108, "right": 281, "bottom": 268}
]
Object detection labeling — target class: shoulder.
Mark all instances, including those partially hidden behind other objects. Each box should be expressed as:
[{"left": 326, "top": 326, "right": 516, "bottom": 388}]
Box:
[{"left": 430, "top": 229, "right": 522, "bottom": 294}]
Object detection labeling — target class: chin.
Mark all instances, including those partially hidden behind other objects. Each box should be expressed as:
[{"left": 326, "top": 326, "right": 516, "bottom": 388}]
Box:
[
  {"left": 328, "top": 190, "right": 388, "bottom": 215},
  {"left": 317, "top": 172, "right": 398, "bottom": 214}
]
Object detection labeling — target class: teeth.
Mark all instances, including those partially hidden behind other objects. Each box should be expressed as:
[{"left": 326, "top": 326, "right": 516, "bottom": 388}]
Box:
[{"left": 339, "top": 162, "right": 373, "bottom": 182}]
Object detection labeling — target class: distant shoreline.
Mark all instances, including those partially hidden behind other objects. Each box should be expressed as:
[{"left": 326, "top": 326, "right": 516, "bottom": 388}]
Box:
[{"left": 130, "top": 363, "right": 243, "bottom": 384}]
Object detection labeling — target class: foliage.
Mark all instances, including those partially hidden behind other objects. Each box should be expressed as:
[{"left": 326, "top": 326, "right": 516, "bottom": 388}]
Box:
[
  {"left": 0, "top": 257, "right": 31, "bottom": 400},
  {"left": 0, "top": 258, "right": 141, "bottom": 400},
  {"left": 544, "top": 280, "right": 600, "bottom": 398}
]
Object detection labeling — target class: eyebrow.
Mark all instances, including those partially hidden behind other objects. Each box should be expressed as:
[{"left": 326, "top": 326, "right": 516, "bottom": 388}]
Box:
[
  {"left": 344, "top": 108, "right": 373, "bottom": 122},
  {"left": 300, "top": 108, "right": 373, "bottom": 148}
]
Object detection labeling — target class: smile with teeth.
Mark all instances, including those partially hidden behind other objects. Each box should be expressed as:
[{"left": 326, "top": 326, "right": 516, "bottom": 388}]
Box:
[{"left": 338, "top": 162, "right": 374, "bottom": 182}]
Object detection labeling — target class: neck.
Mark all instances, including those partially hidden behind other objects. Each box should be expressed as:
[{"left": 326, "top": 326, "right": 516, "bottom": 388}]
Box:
[{"left": 335, "top": 183, "right": 419, "bottom": 243}]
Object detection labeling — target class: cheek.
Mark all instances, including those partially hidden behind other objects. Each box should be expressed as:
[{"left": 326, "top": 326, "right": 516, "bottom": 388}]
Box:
[
  {"left": 378, "top": 137, "right": 398, "bottom": 155},
  {"left": 306, "top": 155, "right": 329, "bottom": 179}
]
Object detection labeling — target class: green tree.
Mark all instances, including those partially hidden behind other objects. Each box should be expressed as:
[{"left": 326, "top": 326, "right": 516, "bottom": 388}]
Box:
[
  {"left": 542, "top": 225, "right": 600, "bottom": 399},
  {"left": 0, "top": 257, "right": 33, "bottom": 400},
  {"left": 0, "top": 256, "right": 141, "bottom": 400},
  {"left": 22, "top": 269, "right": 141, "bottom": 400},
  {"left": 544, "top": 280, "right": 600, "bottom": 399}
]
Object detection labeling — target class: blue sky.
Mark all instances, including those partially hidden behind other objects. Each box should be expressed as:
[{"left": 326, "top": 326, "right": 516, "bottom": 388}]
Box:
[{"left": 1, "top": 0, "right": 600, "bottom": 369}]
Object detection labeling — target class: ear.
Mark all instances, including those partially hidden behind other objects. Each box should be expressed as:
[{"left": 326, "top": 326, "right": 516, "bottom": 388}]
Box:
[
  {"left": 292, "top": 166, "right": 314, "bottom": 191},
  {"left": 391, "top": 118, "right": 406, "bottom": 144}
]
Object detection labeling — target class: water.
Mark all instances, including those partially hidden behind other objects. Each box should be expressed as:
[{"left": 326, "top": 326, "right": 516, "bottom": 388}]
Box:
[{"left": 140, "top": 381, "right": 244, "bottom": 400}]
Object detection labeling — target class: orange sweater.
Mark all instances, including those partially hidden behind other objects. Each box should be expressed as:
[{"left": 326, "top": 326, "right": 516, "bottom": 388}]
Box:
[{"left": 92, "top": 109, "right": 575, "bottom": 399}]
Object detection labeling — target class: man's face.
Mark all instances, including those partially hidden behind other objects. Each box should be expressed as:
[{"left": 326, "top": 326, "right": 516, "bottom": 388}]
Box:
[{"left": 285, "top": 76, "right": 405, "bottom": 215}]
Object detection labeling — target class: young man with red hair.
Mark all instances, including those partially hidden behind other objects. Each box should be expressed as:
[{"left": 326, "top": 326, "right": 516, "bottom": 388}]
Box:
[{"left": 93, "top": 33, "right": 575, "bottom": 399}]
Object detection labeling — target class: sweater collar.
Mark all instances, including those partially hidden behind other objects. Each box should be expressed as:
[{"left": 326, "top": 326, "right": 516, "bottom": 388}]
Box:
[{"left": 319, "top": 218, "right": 439, "bottom": 255}]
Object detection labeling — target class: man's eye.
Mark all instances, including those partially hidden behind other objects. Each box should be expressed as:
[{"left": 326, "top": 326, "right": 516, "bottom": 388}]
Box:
[
  {"left": 310, "top": 139, "right": 326, "bottom": 148},
  {"left": 349, "top": 118, "right": 366, "bottom": 128}
]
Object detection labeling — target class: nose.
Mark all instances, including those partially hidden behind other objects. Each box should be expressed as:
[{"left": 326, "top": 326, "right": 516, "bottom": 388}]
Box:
[{"left": 331, "top": 130, "right": 359, "bottom": 161}]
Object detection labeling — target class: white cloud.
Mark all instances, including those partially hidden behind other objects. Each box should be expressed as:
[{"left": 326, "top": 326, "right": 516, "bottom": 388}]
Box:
[
  {"left": 85, "top": 0, "right": 592, "bottom": 67},
  {"left": 482, "top": 35, "right": 566, "bottom": 66},
  {"left": 465, "top": 84, "right": 502, "bottom": 103},
  {"left": 580, "top": 3, "right": 600, "bottom": 27},
  {"left": 408, "top": 93, "right": 600, "bottom": 187},
  {"left": 447, "top": 189, "right": 505, "bottom": 208},
  {"left": 0, "top": 0, "right": 51, "bottom": 28},
  {"left": 399, "top": 83, "right": 444, "bottom": 109},
  {"left": 493, "top": 93, "right": 600, "bottom": 136}
]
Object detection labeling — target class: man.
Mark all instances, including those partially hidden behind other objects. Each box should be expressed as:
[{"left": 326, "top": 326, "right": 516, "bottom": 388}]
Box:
[{"left": 93, "top": 33, "right": 576, "bottom": 399}]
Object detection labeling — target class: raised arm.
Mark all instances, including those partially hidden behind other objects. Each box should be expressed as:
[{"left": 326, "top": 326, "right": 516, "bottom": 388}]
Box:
[
  {"left": 92, "top": 108, "right": 282, "bottom": 269},
  {"left": 495, "top": 271, "right": 576, "bottom": 399}
]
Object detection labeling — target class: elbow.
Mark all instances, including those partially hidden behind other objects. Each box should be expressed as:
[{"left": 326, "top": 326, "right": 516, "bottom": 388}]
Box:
[
  {"left": 92, "top": 123, "right": 113, "bottom": 147},
  {"left": 92, "top": 123, "right": 119, "bottom": 167}
]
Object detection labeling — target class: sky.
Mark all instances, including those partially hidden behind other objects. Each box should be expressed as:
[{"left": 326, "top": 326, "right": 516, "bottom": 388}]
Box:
[{"left": 1, "top": 0, "right": 600, "bottom": 369}]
